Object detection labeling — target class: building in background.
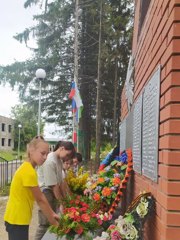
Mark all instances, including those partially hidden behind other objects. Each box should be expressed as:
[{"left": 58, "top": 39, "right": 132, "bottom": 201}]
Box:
[
  {"left": 45, "top": 137, "right": 59, "bottom": 152},
  {"left": 0, "top": 116, "right": 14, "bottom": 150}
]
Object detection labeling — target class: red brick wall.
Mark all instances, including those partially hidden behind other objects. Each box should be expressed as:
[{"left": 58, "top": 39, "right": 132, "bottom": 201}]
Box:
[{"left": 121, "top": 1, "right": 180, "bottom": 239}]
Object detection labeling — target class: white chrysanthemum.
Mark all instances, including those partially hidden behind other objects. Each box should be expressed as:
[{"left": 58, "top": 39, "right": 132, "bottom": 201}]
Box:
[
  {"left": 125, "top": 225, "right": 138, "bottom": 239},
  {"left": 136, "top": 201, "right": 148, "bottom": 218}
]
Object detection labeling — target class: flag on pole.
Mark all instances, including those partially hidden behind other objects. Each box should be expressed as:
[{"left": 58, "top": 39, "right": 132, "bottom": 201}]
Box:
[
  {"left": 69, "top": 82, "right": 76, "bottom": 99},
  {"left": 69, "top": 81, "right": 83, "bottom": 108},
  {"left": 69, "top": 81, "right": 83, "bottom": 122},
  {"left": 72, "top": 99, "right": 77, "bottom": 113},
  {"left": 73, "top": 131, "right": 77, "bottom": 150}
]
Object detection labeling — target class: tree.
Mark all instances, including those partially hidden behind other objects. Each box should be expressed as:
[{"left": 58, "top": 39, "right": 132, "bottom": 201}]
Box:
[{"left": 12, "top": 104, "right": 43, "bottom": 150}]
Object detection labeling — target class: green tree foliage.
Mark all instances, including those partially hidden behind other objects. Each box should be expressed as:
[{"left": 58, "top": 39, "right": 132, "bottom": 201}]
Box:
[
  {"left": 0, "top": 0, "right": 134, "bottom": 160},
  {"left": 78, "top": 0, "right": 134, "bottom": 160},
  {"left": 12, "top": 104, "right": 43, "bottom": 150}
]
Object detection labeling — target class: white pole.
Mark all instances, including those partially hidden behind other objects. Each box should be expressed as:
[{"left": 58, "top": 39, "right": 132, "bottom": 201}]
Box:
[
  {"left": 35, "top": 68, "right": 46, "bottom": 136},
  {"left": 38, "top": 80, "right": 42, "bottom": 136},
  {"left": 74, "top": 0, "right": 79, "bottom": 84},
  {"left": 18, "top": 124, "right": 22, "bottom": 158},
  {"left": 73, "top": 0, "right": 79, "bottom": 150}
]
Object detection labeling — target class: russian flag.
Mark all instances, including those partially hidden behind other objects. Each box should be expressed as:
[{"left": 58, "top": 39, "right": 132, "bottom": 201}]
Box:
[
  {"left": 72, "top": 99, "right": 77, "bottom": 113},
  {"left": 69, "top": 81, "right": 83, "bottom": 108},
  {"left": 69, "top": 81, "right": 83, "bottom": 121},
  {"left": 69, "top": 82, "right": 76, "bottom": 99}
]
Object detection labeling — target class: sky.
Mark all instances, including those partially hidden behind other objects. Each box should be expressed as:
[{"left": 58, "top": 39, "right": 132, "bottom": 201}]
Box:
[{"left": 0, "top": 0, "right": 62, "bottom": 138}]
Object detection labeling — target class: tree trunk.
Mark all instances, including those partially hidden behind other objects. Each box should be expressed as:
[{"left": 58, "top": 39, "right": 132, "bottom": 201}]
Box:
[
  {"left": 112, "top": 58, "right": 118, "bottom": 146},
  {"left": 95, "top": 0, "right": 103, "bottom": 172}
]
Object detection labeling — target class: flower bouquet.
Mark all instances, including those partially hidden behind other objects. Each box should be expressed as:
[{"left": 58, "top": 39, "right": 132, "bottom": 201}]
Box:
[
  {"left": 49, "top": 194, "right": 103, "bottom": 240},
  {"left": 93, "top": 192, "right": 154, "bottom": 240},
  {"left": 66, "top": 167, "right": 89, "bottom": 194}
]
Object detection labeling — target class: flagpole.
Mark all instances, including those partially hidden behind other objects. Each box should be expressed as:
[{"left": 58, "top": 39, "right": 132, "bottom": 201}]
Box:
[{"left": 74, "top": 0, "right": 79, "bottom": 151}]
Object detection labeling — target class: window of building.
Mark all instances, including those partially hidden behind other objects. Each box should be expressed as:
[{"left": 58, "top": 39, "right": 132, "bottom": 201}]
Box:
[
  {"left": 8, "top": 139, "right": 11, "bottom": 147},
  {"left": 2, "top": 123, "right": 5, "bottom": 132},
  {"left": 2, "top": 138, "right": 5, "bottom": 146},
  {"left": 8, "top": 125, "right": 12, "bottom": 133},
  {"left": 138, "top": 0, "right": 151, "bottom": 37}
]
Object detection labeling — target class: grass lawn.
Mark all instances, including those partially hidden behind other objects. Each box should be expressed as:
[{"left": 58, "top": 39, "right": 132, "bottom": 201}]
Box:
[{"left": 0, "top": 150, "right": 25, "bottom": 161}]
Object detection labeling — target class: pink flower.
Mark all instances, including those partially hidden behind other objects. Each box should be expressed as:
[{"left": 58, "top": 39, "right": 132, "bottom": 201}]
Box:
[
  {"left": 111, "top": 230, "right": 122, "bottom": 240},
  {"left": 103, "top": 215, "right": 109, "bottom": 221},
  {"left": 98, "top": 219, "right": 103, "bottom": 225}
]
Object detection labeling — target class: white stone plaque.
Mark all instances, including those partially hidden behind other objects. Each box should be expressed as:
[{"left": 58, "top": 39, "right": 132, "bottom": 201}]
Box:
[
  {"left": 126, "top": 110, "right": 134, "bottom": 149},
  {"left": 142, "top": 66, "right": 160, "bottom": 182},
  {"left": 133, "top": 94, "right": 143, "bottom": 174},
  {"left": 119, "top": 119, "right": 126, "bottom": 152}
]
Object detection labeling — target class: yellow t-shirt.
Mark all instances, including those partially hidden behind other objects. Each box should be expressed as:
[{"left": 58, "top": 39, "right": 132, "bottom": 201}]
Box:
[{"left": 4, "top": 161, "right": 38, "bottom": 225}]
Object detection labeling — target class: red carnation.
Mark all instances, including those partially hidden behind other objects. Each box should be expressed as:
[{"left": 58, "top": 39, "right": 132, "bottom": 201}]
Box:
[
  {"left": 75, "top": 225, "right": 84, "bottom": 235},
  {"left": 81, "top": 213, "right": 90, "bottom": 222}
]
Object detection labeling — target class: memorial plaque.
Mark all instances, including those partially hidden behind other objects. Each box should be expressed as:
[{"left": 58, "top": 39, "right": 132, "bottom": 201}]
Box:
[
  {"left": 133, "top": 94, "right": 143, "bottom": 174},
  {"left": 119, "top": 119, "right": 126, "bottom": 152},
  {"left": 142, "top": 66, "right": 160, "bottom": 182},
  {"left": 126, "top": 109, "right": 134, "bottom": 149}
]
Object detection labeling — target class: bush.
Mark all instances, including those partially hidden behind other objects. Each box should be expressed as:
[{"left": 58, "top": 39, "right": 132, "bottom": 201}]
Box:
[{"left": 0, "top": 184, "right": 10, "bottom": 196}]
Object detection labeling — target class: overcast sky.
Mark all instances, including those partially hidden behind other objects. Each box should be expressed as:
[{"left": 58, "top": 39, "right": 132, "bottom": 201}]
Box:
[
  {"left": 0, "top": 0, "right": 37, "bottom": 116},
  {"left": 0, "top": 1, "right": 62, "bottom": 138},
  {"left": 0, "top": 0, "right": 37, "bottom": 66}
]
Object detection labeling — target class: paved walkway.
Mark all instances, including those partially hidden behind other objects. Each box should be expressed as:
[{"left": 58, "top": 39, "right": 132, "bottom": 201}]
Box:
[{"left": 0, "top": 196, "right": 38, "bottom": 240}]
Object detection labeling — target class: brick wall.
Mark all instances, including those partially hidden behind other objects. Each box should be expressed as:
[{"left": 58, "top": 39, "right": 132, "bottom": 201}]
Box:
[{"left": 121, "top": 0, "right": 180, "bottom": 239}]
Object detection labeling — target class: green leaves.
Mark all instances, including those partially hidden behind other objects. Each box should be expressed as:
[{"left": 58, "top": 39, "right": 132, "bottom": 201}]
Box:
[{"left": 12, "top": 104, "right": 41, "bottom": 150}]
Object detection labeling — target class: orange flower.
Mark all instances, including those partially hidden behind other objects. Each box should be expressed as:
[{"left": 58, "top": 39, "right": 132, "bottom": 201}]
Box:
[
  {"left": 102, "top": 187, "right": 112, "bottom": 197},
  {"left": 112, "top": 177, "right": 121, "bottom": 185},
  {"left": 97, "top": 177, "right": 105, "bottom": 184},
  {"left": 67, "top": 208, "right": 79, "bottom": 219},
  {"left": 93, "top": 193, "right": 101, "bottom": 201}
]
